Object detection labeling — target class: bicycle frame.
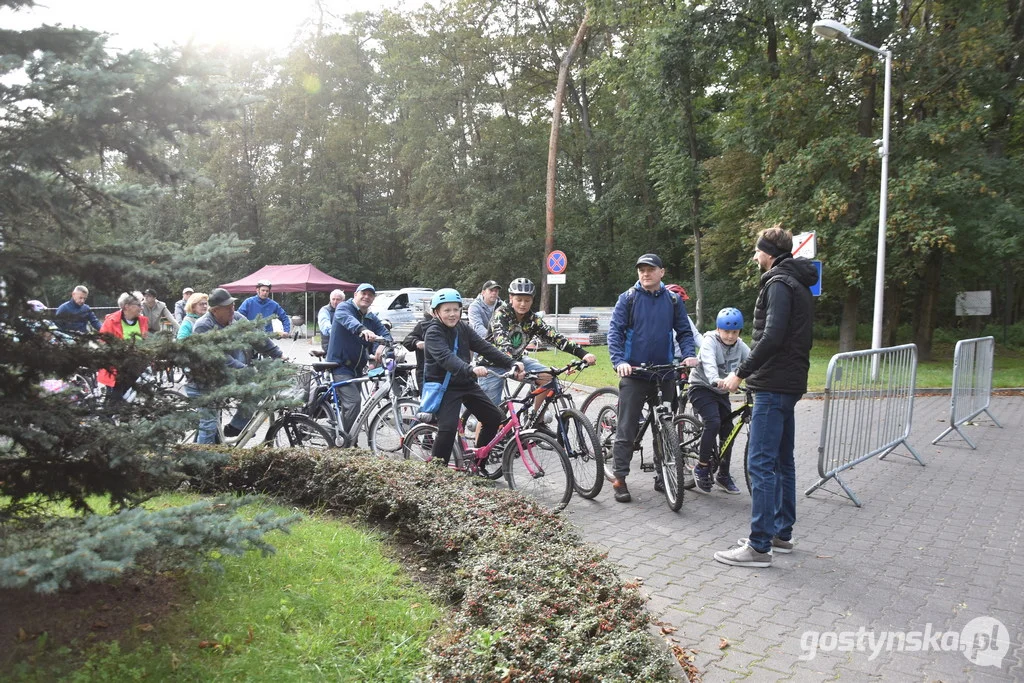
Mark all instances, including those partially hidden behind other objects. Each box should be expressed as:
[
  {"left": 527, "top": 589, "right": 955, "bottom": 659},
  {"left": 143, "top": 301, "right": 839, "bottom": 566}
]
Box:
[
  {"left": 451, "top": 395, "right": 544, "bottom": 476},
  {"left": 625, "top": 365, "right": 679, "bottom": 472}
]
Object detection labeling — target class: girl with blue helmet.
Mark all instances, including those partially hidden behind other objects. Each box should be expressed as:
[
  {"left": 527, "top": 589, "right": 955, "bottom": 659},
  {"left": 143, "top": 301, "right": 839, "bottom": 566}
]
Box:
[
  {"left": 687, "top": 307, "right": 751, "bottom": 494},
  {"left": 422, "top": 287, "right": 524, "bottom": 467}
]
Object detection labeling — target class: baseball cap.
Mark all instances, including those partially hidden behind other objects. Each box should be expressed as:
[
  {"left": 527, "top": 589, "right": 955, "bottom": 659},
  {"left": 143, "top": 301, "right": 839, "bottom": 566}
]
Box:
[
  {"left": 635, "top": 253, "right": 663, "bottom": 268},
  {"left": 355, "top": 283, "right": 376, "bottom": 294},
  {"left": 183, "top": 287, "right": 194, "bottom": 295},
  {"left": 482, "top": 280, "right": 501, "bottom": 291},
  {"left": 207, "top": 288, "right": 237, "bottom": 307},
  {"left": 143, "top": 287, "right": 157, "bottom": 296}
]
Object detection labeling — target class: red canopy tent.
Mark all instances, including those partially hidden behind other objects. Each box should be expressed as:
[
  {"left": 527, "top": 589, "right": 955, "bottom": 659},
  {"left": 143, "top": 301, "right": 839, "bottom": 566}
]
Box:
[
  {"left": 220, "top": 264, "right": 357, "bottom": 342},
  {"left": 220, "top": 264, "right": 356, "bottom": 294}
]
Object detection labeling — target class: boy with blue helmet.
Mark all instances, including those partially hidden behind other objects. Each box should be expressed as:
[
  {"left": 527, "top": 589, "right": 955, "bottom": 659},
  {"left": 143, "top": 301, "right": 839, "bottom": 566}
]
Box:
[
  {"left": 687, "top": 307, "right": 751, "bottom": 494},
  {"left": 423, "top": 288, "right": 524, "bottom": 467}
]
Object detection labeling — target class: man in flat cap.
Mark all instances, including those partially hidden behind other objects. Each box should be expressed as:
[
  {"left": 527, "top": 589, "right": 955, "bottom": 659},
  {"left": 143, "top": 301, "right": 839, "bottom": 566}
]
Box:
[
  {"left": 185, "top": 287, "right": 283, "bottom": 443},
  {"left": 468, "top": 279, "right": 502, "bottom": 341}
]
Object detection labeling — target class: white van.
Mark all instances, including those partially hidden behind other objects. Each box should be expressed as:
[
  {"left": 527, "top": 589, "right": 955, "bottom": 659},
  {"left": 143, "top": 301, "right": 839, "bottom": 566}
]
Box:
[{"left": 369, "top": 288, "right": 434, "bottom": 327}]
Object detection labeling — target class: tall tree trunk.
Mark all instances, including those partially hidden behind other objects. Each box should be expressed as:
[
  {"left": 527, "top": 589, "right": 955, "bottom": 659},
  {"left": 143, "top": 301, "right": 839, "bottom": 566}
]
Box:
[
  {"left": 913, "top": 249, "right": 943, "bottom": 361},
  {"left": 542, "top": 10, "right": 589, "bottom": 313}
]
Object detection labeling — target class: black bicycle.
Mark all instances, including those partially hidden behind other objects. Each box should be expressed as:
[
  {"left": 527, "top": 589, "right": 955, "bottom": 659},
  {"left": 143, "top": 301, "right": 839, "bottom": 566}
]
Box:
[
  {"left": 589, "top": 364, "right": 701, "bottom": 511},
  {"left": 584, "top": 367, "right": 702, "bottom": 491}
]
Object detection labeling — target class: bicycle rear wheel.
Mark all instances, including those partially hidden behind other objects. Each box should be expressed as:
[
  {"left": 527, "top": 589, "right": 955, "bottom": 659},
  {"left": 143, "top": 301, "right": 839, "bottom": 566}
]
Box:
[
  {"left": 673, "top": 414, "right": 702, "bottom": 489},
  {"left": 580, "top": 386, "right": 619, "bottom": 421},
  {"left": 264, "top": 413, "right": 334, "bottom": 449},
  {"left": 503, "top": 431, "right": 573, "bottom": 513},
  {"left": 656, "top": 416, "right": 684, "bottom": 512},
  {"left": 367, "top": 398, "right": 419, "bottom": 459},
  {"left": 557, "top": 408, "right": 603, "bottom": 499},
  {"left": 402, "top": 422, "right": 464, "bottom": 465}
]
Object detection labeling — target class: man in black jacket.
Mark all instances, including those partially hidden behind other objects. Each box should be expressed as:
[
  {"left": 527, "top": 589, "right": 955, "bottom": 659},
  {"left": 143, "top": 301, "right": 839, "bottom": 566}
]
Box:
[{"left": 715, "top": 225, "right": 818, "bottom": 568}]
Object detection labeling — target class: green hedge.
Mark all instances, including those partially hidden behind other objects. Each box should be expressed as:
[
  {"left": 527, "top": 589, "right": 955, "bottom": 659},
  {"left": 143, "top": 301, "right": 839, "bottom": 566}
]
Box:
[{"left": 191, "top": 448, "right": 676, "bottom": 681}]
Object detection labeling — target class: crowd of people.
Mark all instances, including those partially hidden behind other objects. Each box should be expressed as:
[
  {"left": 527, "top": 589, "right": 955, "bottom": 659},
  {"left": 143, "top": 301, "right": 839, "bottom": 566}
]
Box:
[{"left": 24, "top": 222, "right": 816, "bottom": 569}]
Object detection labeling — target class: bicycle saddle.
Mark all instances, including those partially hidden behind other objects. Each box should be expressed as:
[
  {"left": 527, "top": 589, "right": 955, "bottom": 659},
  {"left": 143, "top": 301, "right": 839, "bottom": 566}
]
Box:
[
  {"left": 311, "top": 361, "right": 340, "bottom": 372},
  {"left": 309, "top": 348, "right": 326, "bottom": 358}
]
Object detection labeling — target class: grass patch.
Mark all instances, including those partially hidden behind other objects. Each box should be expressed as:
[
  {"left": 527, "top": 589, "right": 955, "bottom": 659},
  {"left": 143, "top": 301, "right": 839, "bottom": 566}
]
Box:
[
  {"left": 533, "top": 342, "right": 1024, "bottom": 392},
  {"left": 6, "top": 493, "right": 440, "bottom": 682}
]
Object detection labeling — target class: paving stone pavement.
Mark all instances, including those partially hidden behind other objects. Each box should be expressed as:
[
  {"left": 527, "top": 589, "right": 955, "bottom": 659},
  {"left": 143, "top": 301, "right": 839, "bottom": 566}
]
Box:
[{"left": 559, "top": 393, "right": 1024, "bottom": 682}]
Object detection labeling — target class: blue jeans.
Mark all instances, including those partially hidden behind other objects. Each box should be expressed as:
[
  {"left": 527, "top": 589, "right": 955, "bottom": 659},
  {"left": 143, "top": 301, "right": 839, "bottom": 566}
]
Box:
[
  {"left": 184, "top": 383, "right": 252, "bottom": 444},
  {"left": 747, "top": 391, "right": 800, "bottom": 554},
  {"left": 479, "top": 357, "right": 547, "bottom": 407}
]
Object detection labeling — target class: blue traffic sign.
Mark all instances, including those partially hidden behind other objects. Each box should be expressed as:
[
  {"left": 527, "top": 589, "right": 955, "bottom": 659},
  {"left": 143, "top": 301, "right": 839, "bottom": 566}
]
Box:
[
  {"left": 810, "top": 260, "right": 822, "bottom": 297},
  {"left": 546, "top": 250, "right": 567, "bottom": 274}
]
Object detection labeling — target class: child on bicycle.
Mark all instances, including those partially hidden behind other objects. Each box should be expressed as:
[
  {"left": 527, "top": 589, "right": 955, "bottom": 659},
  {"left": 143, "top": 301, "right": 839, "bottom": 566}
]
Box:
[
  {"left": 688, "top": 307, "right": 751, "bottom": 494},
  {"left": 422, "top": 288, "right": 524, "bottom": 468}
]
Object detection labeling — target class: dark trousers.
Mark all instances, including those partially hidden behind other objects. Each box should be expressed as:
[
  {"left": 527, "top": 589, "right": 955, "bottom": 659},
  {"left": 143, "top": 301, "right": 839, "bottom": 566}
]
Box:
[
  {"left": 320, "top": 334, "right": 330, "bottom": 352},
  {"left": 430, "top": 383, "right": 503, "bottom": 465},
  {"left": 612, "top": 375, "right": 675, "bottom": 481},
  {"left": 688, "top": 386, "right": 735, "bottom": 474}
]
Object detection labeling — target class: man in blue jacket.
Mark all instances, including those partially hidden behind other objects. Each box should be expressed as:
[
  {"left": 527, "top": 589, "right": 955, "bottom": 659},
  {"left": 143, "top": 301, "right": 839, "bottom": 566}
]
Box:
[
  {"left": 55, "top": 285, "right": 101, "bottom": 334},
  {"left": 607, "top": 254, "right": 698, "bottom": 503},
  {"left": 326, "top": 283, "right": 392, "bottom": 435},
  {"left": 237, "top": 279, "right": 290, "bottom": 337}
]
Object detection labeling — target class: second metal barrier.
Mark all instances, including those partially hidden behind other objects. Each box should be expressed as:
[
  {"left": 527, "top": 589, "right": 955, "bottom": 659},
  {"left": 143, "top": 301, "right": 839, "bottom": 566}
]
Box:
[
  {"left": 806, "top": 344, "right": 924, "bottom": 507},
  {"left": 931, "top": 336, "right": 1002, "bottom": 448}
]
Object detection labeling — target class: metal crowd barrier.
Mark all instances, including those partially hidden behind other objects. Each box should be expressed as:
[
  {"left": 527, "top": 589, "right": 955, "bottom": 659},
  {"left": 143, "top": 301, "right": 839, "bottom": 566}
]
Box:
[
  {"left": 931, "top": 336, "right": 1002, "bottom": 448},
  {"left": 806, "top": 344, "right": 924, "bottom": 507}
]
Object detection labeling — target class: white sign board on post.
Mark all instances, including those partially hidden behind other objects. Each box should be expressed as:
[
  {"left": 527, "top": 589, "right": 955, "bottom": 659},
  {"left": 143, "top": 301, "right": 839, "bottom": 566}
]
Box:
[
  {"left": 547, "top": 273, "right": 566, "bottom": 331},
  {"left": 792, "top": 232, "right": 817, "bottom": 259}
]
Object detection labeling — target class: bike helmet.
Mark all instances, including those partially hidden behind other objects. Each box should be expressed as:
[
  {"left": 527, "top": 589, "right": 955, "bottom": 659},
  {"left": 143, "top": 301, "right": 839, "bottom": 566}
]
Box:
[
  {"left": 508, "top": 278, "right": 535, "bottom": 296},
  {"left": 716, "top": 307, "right": 744, "bottom": 330},
  {"left": 26, "top": 299, "right": 46, "bottom": 312},
  {"left": 257, "top": 279, "right": 272, "bottom": 289},
  {"left": 665, "top": 283, "right": 689, "bottom": 301},
  {"left": 430, "top": 288, "right": 463, "bottom": 310}
]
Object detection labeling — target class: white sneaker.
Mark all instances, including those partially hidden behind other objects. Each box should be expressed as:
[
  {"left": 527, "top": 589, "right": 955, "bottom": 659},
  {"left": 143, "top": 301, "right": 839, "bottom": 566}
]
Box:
[{"left": 714, "top": 540, "right": 772, "bottom": 568}]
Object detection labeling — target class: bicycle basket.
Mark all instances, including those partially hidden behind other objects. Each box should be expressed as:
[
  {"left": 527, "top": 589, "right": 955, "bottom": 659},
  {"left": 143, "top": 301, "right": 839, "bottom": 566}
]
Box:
[{"left": 282, "top": 366, "right": 313, "bottom": 403}]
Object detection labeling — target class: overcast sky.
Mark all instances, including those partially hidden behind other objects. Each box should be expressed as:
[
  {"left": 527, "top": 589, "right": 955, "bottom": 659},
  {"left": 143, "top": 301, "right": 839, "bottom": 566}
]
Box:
[{"left": 2, "top": 0, "right": 413, "bottom": 53}]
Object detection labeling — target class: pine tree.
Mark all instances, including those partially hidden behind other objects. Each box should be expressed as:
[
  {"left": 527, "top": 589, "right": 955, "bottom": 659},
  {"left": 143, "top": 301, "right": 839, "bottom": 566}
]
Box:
[{"left": 0, "top": 0, "right": 298, "bottom": 591}]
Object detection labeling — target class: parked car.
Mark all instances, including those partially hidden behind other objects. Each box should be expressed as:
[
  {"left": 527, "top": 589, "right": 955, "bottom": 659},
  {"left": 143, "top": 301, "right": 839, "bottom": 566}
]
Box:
[{"left": 370, "top": 288, "right": 434, "bottom": 327}]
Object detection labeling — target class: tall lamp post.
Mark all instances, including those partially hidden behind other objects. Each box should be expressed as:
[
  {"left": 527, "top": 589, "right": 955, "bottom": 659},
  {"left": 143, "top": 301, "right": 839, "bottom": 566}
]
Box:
[{"left": 813, "top": 19, "right": 891, "bottom": 351}]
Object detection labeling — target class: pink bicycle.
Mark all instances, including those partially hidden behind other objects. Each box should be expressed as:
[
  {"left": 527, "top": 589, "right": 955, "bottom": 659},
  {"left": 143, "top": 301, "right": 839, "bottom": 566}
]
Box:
[{"left": 400, "top": 380, "right": 574, "bottom": 513}]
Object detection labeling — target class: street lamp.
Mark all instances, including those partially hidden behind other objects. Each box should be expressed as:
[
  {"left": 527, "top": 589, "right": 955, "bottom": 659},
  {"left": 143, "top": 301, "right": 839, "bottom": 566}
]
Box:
[{"left": 813, "top": 19, "right": 892, "bottom": 351}]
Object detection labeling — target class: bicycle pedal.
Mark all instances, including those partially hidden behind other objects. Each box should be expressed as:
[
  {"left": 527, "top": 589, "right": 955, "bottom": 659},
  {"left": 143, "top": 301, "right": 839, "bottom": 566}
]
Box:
[{"left": 640, "top": 463, "right": 656, "bottom": 473}]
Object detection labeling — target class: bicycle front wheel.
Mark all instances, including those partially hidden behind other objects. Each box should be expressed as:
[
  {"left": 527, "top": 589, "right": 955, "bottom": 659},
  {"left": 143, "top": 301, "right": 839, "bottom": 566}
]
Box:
[
  {"left": 673, "top": 414, "right": 702, "bottom": 490},
  {"left": 503, "top": 431, "right": 573, "bottom": 513},
  {"left": 264, "top": 413, "right": 335, "bottom": 449},
  {"left": 367, "top": 398, "right": 419, "bottom": 459},
  {"left": 656, "top": 416, "right": 685, "bottom": 512},
  {"left": 594, "top": 405, "right": 618, "bottom": 483},
  {"left": 557, "top": 408, "right": 604, "bottom": 499}
]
